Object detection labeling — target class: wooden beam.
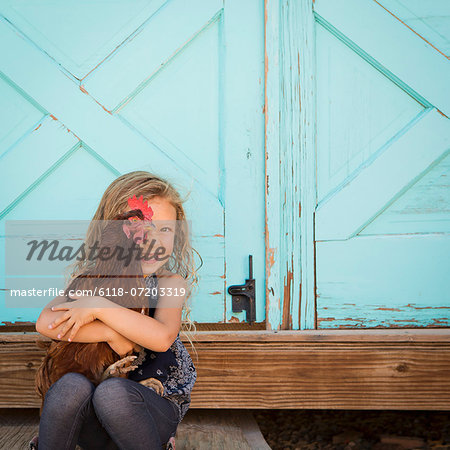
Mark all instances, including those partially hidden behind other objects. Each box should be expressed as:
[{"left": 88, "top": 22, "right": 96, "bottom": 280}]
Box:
[
  {"left": 264, "top": 0, "right": 282, "bottom": 331},
  {"left": 1, "top": 330, "right": 449, "bottom": 410},
  {"left": 265, "top": 0, "right": 316, "bottom": 331}
]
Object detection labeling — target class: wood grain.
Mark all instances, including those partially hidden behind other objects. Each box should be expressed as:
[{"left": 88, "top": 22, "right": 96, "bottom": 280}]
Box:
[{"left": 1, "top": 330, "right": 449, "bottom": 410}]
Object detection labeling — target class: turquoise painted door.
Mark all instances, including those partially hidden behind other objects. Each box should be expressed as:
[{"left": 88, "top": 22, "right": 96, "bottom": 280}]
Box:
[
  {"left": 0, "top": 1, "right": 265, "bottom": 326},
  {"left": 314, "top": 0, "right": 450, "bottom": 328}
]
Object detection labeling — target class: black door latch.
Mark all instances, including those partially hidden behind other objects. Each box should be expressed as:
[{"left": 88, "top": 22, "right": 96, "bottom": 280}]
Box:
[{"left": 227, "top": 255, "right": 256, "bottom": 324}]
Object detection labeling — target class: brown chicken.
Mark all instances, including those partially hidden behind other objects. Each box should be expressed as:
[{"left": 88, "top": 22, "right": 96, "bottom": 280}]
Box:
[{"left": 35, "top": 209, "right": 164, "bottom": 416}]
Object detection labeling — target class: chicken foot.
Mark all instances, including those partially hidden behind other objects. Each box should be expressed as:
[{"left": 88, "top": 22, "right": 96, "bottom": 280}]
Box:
[
  {"left": 100, "top": 355, "right": 165, "bottom": 396},
  {"left": 100, "top": 355, "right": 138, "bottom": 382}
]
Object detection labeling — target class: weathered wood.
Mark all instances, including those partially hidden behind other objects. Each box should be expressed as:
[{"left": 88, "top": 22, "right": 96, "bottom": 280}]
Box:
[
  {"left": 264, "top": 0, "right": 317, "bottom": 332},
  {"left": 187, "top": 328, "right": 450, "bottom": 342},
  {"left": 264, "top": 0, "right": 283, "bottom": 331},
  {"left": 0, "top": 408, "right": 46, "bottom": 450},
  {"left": 297, "top": 0, "right": 317, "bottom": 331},
  {"left": 1, "top": 330, "right": 450, "bottom": 410},
  {"left": 0, "top": 408, "right": 269, "bottom": 450},
  {"left": 0, "top": 321, "right": 268, "bottom": 333},
  {"left": 175, "top": 410, "right": 270, "bottom": 450}
]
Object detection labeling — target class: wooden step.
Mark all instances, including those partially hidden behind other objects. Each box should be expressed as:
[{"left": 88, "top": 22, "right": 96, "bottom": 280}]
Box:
[
  {"left": 0, "top": 408, "right": 271, "bottom": 450},
  {"left": 1, "top": 330, "right": 450, "bottom": 410}
]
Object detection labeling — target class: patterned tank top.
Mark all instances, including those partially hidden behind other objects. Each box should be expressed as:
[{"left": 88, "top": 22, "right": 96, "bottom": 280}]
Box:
[{"left": 127, "top": 273, "right": 197, "bottom": 424}]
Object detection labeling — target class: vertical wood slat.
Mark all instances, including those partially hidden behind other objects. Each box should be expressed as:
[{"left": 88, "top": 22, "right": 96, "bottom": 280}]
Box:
[
  {"left": 265, "top": 0, "right": 316, "bottom": 330},
  {"left": 297, "top": 0, "right": 316, "bottom": 330},
  {"left": 279, "top": 0, "right": 301, "bottom": 330},
  {"left": 265, "top": 0, "right": 282, "bottom": 330}
]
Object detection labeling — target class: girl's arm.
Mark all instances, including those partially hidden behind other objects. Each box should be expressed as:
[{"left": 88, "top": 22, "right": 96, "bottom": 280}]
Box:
[
  {"left": 36, "top": 296, "right": 138, "bottom": 356},
  {"left": 95, "top": 275, "right": 186, "bottom": 353},
  {"left": 36, "top": 296, "right": 113, "bottom": 343},
  {"left": 95, "top": 305, "right": 170, "bottom": 352}
]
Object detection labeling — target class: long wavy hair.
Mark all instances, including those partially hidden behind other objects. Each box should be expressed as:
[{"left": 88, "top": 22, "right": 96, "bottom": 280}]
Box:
[{"left": 64, "top": 171, "right": 201, "bottom": 361}]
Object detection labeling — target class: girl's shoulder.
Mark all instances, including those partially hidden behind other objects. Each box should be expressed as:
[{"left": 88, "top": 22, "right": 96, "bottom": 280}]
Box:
[{"left": 156, "top": 270, "right": 185, "bottom": 287}]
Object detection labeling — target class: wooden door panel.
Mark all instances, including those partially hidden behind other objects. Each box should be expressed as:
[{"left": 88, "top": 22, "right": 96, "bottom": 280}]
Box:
[
  {"left": 316, "top": 109, "right": 450, "bottom": 241},
  {"left": 0, "top": 0, "right": 265, "bottom": 326},
  {"left": 361, "top": 153, "right": 450, "bottom": 235},
  {"left": 118, "top": 18, "right": 220, "bottom": 197},
  {"left": 316, "top": 235, "right": 450, "bottom": 328},
  {"left": 314, "top": 0, "right": 450, "bottom": 328},
  {"left": 315, "top": 22, "right": 424, "bottom": 205}
]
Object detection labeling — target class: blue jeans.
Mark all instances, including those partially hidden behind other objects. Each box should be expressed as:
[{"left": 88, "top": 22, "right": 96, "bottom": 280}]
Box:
[{"left": 38, "top": 372, "right": 179, "bottom": 450}]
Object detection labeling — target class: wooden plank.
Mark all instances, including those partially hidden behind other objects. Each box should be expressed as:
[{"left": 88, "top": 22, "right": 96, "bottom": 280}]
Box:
[
  {"left": 264, "top": 0, "right": 282, "bottom": 331},
  {"left": 1, "top": 331, "right": 450, "bottom": 410},
  {"left": 265, "top": 0, "right": 316, "bottom": 331},
  {"left": 0, "top": 408, "right": 81, "bottom": 450},
  {"left": 316, "top": 234, "right": 450, "bottom": 329},
  {"left": 3, "top": 329, "right": 450, "bottom": 342},
  {"left": 278, "top": 0, "right": 315, "bottom": 331},
  {"left": 175, "top": 410, "right": 270, "bottom": 450},
  {"left": 297, "top": 0, "right": 316, "bottom": 330},
  {"left": 221, "top": 0, "right": 266, "bottom": 325},
  {"left": 0, "top": 408, "right": 269, "bottom": 450}
]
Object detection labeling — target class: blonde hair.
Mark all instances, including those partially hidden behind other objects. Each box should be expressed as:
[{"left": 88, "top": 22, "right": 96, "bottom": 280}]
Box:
[{"left": 65, "top": 171, "right": 200, "bottom": 362}]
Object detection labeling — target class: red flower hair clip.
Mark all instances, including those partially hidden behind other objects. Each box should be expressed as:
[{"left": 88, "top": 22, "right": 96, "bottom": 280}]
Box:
[
  {"left": 122, "top": 195, "right": 154, "bottom": 244},
  {"left": 127, "top": 194, "right": 154, "bottom": 221}
]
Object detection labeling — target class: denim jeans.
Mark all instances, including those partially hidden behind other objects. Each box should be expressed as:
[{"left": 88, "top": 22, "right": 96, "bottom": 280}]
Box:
[{"left": 38, "top": 372, "right": 179, "bottom": 450}]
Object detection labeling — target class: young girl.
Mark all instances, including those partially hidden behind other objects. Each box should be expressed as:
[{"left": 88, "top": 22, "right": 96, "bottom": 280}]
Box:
[{"left": 33, "top": 171, "right": 199, "bottom": 450}]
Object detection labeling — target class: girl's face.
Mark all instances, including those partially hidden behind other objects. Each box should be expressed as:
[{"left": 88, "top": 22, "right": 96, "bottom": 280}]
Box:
[{"left": 127, "top": 196, "right": 177, "bottom": 275}]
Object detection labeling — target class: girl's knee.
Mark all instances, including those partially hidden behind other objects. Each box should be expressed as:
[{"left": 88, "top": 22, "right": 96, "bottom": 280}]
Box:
[
  {"left": 45, "top": 372, "right": 94, "bottom": 411},
  {"left": 93, "top": 378, "right": 142, "bottom": 412}
]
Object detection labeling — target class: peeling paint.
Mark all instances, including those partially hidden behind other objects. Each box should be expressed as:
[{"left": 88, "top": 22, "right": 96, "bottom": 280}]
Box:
[
  {"left": 437, "top": 108, "right": 448, "bottom": 118},
  {"left": 282, "top": 265, "right": 293, "bottom": 329},
  {"left": 405, "top": 303, "right": 450, "bottom": 310},
  {"left": 80, "top": 84, "right": 112, "bottom": 115},
  {"left": 316, "top": 314, "right": 450, "bottom": 329},
  {"left": 375, "top": 307, "right": 402, "bottom": 312},
  {"left": 267, "top": 247, "right": 276, "bottom": 268},
  {"left": 229, "top": 316, "right": 242, "bottom": 323}
]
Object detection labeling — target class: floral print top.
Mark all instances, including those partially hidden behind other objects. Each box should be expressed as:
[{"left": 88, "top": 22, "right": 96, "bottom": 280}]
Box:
[{"left": 127, "top": 273, "right": 197, "bottom": 424}]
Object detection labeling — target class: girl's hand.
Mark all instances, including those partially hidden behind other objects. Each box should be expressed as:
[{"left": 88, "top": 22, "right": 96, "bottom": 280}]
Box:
[{"left": 49, "top": 295, "right": 112, "bottom": 342}]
